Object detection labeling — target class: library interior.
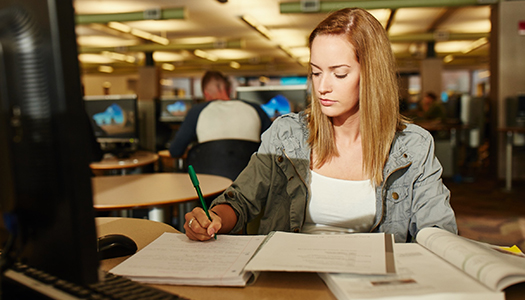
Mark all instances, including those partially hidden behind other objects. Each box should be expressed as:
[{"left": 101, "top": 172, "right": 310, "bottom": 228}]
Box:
[{"left": 1, "top": 0, "right": 525, "bottom": 299}]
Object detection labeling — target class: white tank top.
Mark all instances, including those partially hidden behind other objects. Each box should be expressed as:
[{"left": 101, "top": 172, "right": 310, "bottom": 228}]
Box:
[{"left": 302, "top": 171, "right": 376, "bottom": 234}]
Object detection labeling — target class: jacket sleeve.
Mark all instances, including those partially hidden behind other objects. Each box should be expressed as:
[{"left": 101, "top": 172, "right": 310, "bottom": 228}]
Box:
[
  {"left": 409, "top": 131, "right": 458, "bottom": 239},
  {"left": 210, "top": 119, "right": 278, "bottom": 233}
]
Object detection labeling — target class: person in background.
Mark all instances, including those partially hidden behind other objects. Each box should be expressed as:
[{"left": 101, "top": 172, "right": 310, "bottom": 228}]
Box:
[
  {"left": 417, "top": 91, "right": 447, "bottom": 123},
  {"left": 185, "top": 8, "right": 457, "bottom": 243},
  {"left": 168, "top": 71, "right": 272, "bottom": 158}
]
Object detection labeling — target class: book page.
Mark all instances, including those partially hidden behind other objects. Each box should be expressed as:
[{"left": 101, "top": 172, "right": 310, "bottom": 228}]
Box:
[
  {"left": 110, "top": 232, "right": 266, "bottom": 286},
  {"left": 320, "top": 243, "right": 504, "bottom": 300},
  {"left": 245, "top": 232, "right": 396, "bottom": 274},
  {"left": 416, "top": 227, "right": 525, "bottom": 291}
]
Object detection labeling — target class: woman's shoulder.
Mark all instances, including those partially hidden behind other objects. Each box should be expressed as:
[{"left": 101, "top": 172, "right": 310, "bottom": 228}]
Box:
[
  {"left": 399, "top": 123, "right": 433, "bottom": 141},
  {"left": 269, "top": 112, "right": 308, "bottom": 131},
  {"left": 393, "top": 123, "right": 434, "bottom": 151},
  {"left": 261, "top": 112, "right": 309, "bottom": 148}
]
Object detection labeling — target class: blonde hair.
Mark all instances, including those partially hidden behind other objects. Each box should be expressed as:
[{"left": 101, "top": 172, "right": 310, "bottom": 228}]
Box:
[{"left": 306, "top": 8, "right": 407, "bottom": 186}]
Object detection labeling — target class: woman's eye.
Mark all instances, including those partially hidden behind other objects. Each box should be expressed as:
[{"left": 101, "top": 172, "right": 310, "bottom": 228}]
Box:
[
  {"left": 311, "top": 72, "right": 320, "bottom": 77},
  {"left": 335, "top": 74, "right": 347, "bottom": 79}
]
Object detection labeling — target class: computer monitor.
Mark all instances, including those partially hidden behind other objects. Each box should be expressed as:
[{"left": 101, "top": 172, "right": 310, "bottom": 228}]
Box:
[
  {"left": 84, "top": 95, "right": 139, "bottom": 143},
  {"left": 0, "top": 0, "right": 99, "bottom": 287},
  {"left": 236, "top": 85, "right": 310, "bottom": 118},
  {"left": 158, "top": 96, "right": 194, "bottom": 122}
]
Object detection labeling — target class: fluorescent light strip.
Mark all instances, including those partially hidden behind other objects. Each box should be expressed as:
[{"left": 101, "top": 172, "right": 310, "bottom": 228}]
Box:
[
  {"left": 98, "top": 65, "right": 114, "bottom": 73},
  {"left": 108, "top": 21, "right": 170, "bottom": 46},
  {"left": 462, "top": 37, "right": 488, "bottom": 54},
  {"left": 101, "top": 51, "right": 136, "bottom": 63},
  {"left": 194, "top": 49, "right": 218, "bottom": 62},
  {"left": 443, "top": 54, "right": 454, "bottom": 63},
  {"left": 241, "top": 15, "right": 272, "bottom": 40},
  {"left": 108, "top": 21, "right": 131, "bottom": 33},
  {"left": 162, "top": 63, "right": 175, "bottom": 71}
]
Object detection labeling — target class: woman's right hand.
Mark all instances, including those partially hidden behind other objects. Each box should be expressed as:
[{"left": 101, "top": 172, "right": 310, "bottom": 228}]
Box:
[{"left": 184, "top": 207, "right": 222, "bottom": 241}]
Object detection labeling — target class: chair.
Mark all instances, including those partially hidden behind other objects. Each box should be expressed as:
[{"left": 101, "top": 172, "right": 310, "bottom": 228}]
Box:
[
  {"left": 186, "top": 139, "right": 262, "bottom": 233},
  {"left": 186, "top": 139, "right": 259, "bottom": 181}
]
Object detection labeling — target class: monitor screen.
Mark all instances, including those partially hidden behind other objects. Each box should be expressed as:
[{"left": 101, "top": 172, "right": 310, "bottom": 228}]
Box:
[
  {"left": 236, "top": 85, "right": 310, "bottom": 119},
  {"left": 84, "top": 95, "right": 139, "bottom": 144},
  {"left": 0, "top": 0, "right": 99, "bottom": 287},
  {"left": 159, "top": 96, "right": 194, "bottom": 122}
]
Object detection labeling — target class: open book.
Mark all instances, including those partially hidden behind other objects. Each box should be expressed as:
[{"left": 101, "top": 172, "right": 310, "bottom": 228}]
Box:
[
  {"left": 109, "top": 231, "right": 395, "bottom": 287},
  {"left": 319, "top": 227, "right": 525, "bottom": 300}
]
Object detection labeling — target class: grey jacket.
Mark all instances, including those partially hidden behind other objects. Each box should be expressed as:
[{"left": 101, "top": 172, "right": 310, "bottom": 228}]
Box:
[{"left": 212, "top": 113, "right": 458, "bottom": 242}]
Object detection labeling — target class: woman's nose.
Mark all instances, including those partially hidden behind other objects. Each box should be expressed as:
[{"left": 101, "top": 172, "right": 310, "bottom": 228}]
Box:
[{"left": 317, "top": 75, "right": 332, "bottom": 94}]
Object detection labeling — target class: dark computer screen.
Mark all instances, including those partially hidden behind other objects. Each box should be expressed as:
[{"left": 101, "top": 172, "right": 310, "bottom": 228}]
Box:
[
  {"left": 84, "top": 95, "right": 139, "bottom": 144},
  {"left": 158, "top": 96, "right": 194, "bottom": 122},
  {"left": 0, "top": 0, "right": 99, "bottom": 287},
  {"left": 236, "top": 85, "right": 310, "bottom": 118}
]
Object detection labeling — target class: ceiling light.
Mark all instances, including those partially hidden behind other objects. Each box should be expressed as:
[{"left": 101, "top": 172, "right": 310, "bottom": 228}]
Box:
[
  {"left": 78, "top": 53, "right": 114, "bottom": 64},
  {"left": 241, "top": 15, "right": 272, "bottom": 40},
  {"left": 150, "top": 35, "right": 170, "bottom": 46},
  {"left": 443, "top": 55, "right": 454, "bottom": 63},
  {"left": 461, "top": 37, "right": 488, "bottom": 54},
  {"left": 162, "top": 63, "right": 175, "bottom": 71},
  {"left": 108, "top": 21, "right": 170, "bottom": 46},
  {"left": 101, "top": 51, "right": 136, "bottom": 63},
  {"left": 131, "top": 28, "right": 153, "bottom": 40},
  {"left": 193, "top": 49, "right": 218, "bottom": 62},
  {"left": 230, "top": 61, "right": 241, "bottom": 69},
  {"left": 98, "top": 65, "right": 114, "bottom": 73},
  {"left": 107, "top": 21, "right": 131, "bottom": 33}
]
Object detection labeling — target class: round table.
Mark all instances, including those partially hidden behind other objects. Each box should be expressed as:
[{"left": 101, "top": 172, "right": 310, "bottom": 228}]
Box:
[
  {"left": 90, "top": 150, "right": 159, "bottom": 175},
  {"left": 92, "top": 173, "right": 232, "bottom": 226}
]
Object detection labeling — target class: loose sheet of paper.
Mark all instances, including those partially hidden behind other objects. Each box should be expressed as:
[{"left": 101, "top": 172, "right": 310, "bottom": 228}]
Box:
[
  {"left": 244, "top": 232, "right": 395, "bottom": 274},
  {"left": 110, "top": 232, "right": 266, "bottom": 286},
  {"left": 320, "top": 243, "right": 504, "bottom": 300}
]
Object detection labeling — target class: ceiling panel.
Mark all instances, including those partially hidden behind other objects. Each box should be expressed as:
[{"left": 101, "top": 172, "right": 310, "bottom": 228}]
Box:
[{"left": 73, "top": 0, "right": 493, "bottom": 77}]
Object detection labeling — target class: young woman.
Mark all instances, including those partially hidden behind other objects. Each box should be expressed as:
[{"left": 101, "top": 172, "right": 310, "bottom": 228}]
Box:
[{"left": 185, "top": 8, "right": 457, "bottom": 243}]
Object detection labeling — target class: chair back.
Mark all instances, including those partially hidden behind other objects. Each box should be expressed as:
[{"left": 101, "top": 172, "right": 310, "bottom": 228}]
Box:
[{"left": 186, "top": 139, "right": 260, "bottom": 181}]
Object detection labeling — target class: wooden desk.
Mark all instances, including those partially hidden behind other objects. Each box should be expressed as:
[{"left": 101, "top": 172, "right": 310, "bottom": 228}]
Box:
[
  {"left": 96, "top": 218, "right": 336, "bottom": 300},
  {"left": 90, "top": 150, "right": 159, "bottom": 175},
  {"left": 499, "top": 127, "right": 525, "bottom": 190},
  {"left": 97, "top": 218, "right": 525, "bottom": 300},
  {"left": 92, "top": 173, "right": 232, "bottom": 225}
]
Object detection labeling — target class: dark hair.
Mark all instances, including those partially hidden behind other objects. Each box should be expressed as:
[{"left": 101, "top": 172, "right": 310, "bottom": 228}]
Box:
[
  {"left": 425, "top": 91, "right": 438, "bottom": 101},
  {"left": 201, "top": 71, "right": 231, "bottom": 94}
]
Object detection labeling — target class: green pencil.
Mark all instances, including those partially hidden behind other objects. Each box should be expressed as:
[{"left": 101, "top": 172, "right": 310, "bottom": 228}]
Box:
[{"left": 188, "top": 165, "right": 216, "bottom": 239}]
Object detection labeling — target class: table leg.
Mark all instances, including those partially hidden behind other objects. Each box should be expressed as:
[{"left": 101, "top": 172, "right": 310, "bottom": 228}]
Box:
[
  {"left": 450, "top": 128, "right": 458, "bottom": 179},
  {"left": 149, "top": 207, "right": 165, "bottom": 223},
  {"left": 505, "top": 131, "right": 513, "bottom": 191}
]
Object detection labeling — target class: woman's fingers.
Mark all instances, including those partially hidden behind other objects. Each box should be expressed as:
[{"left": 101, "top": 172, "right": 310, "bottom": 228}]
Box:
[{"left": 184, "top": 208, "right": 217, "bottom": 241}]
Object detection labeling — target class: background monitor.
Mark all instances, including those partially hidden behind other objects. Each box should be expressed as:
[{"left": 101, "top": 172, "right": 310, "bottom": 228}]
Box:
[
  {"left": 0, "top": 0, "right": 99, "bottom": 287},
  {"left": 84, "top": 94, "right": 139, "bottom": 144},
  {"left": 236, "top": 85, "right": 310, "bottom": 118},
  {"left": 158, "top": 96, "right": 194, "bottom": 122}
]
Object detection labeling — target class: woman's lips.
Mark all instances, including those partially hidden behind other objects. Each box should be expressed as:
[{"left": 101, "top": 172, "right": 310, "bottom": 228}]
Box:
[{"left": 319, "top": 98, "right": 336, "bottom": 106}]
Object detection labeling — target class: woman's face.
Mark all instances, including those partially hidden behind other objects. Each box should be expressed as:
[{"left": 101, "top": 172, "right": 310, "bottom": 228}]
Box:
[{"left": 310, "top": 34, "right": 361, "bottom": 123}]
